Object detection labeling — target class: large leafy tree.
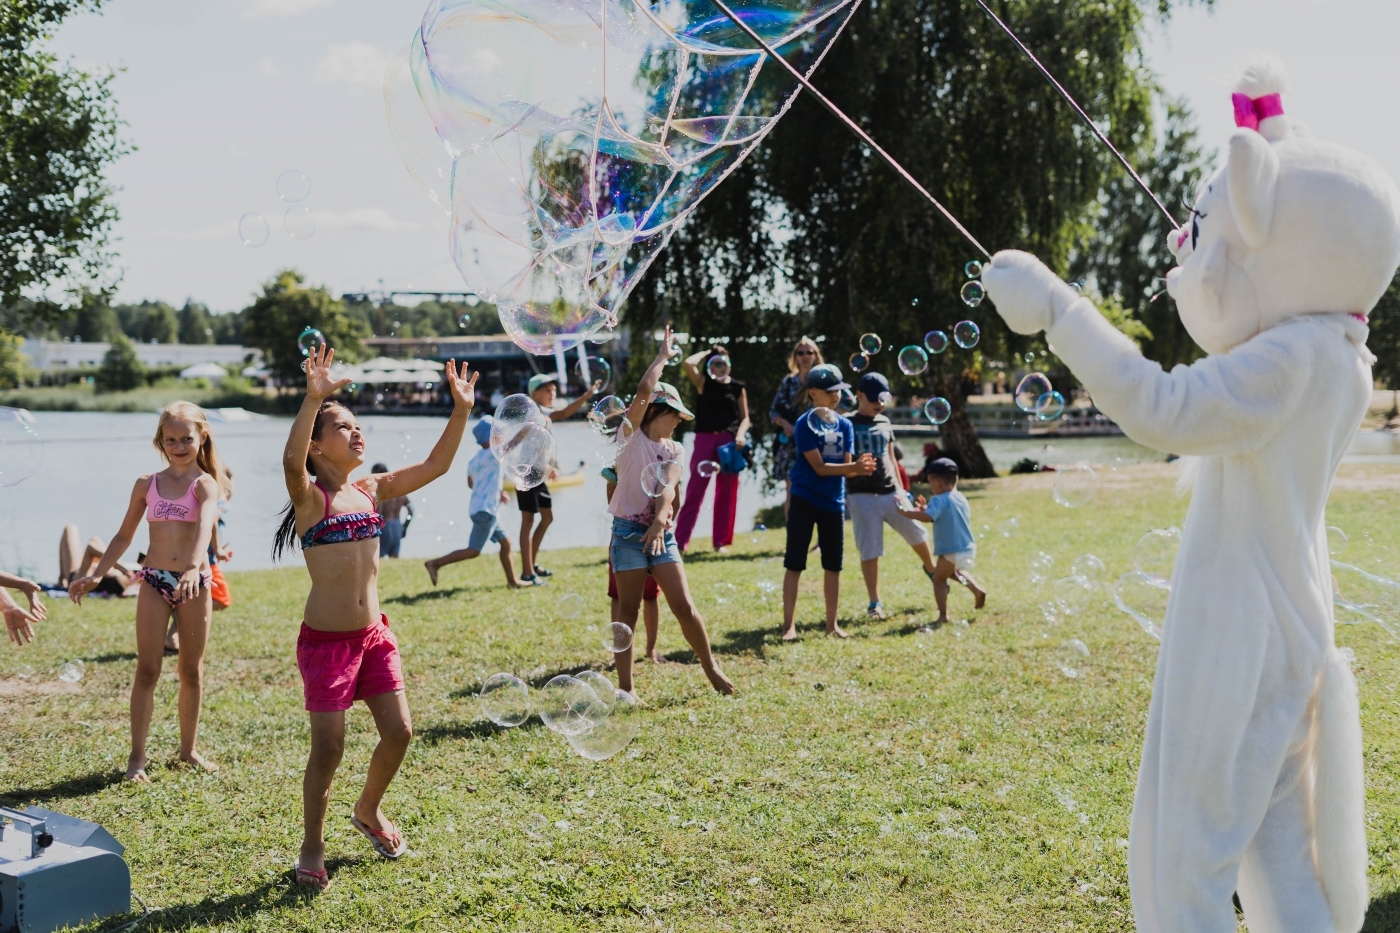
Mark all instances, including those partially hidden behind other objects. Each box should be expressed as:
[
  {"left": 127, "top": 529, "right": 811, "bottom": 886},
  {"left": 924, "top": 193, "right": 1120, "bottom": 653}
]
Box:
[
  {"left": 0, "top": 0, "right": 128, "bottom": 325},
  {"left": 626, "top": 0, "right": 1208, "bottom": 476},
  {"left": 242, "top": 269, "right": 366, "bottom": 385}
]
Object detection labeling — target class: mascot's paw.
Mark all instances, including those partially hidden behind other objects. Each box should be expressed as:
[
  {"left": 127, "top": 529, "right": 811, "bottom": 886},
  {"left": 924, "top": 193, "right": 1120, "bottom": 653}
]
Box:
[{"left": 982, "top": 250, "right": 1081, "bottom": 335}]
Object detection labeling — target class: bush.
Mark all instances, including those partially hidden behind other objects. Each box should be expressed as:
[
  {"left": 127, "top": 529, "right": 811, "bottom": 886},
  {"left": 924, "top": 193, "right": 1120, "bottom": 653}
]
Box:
[
  {"left": 94, "top": 333, "right": 144, "bottom": 393},
  {"left": 755, "top": 503, "right": 786, "bottom": 529},
  {"left": 0, "top": 331, "right": 32, "bottom": 389}
]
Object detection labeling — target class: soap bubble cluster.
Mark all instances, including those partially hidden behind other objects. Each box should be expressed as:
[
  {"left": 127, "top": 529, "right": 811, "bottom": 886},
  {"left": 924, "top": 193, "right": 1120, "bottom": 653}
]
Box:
[
  {"left": 492, "top": 394, "right": 556, "bottom": 491},
  {"left": 481, "top": 669, "right": 640, "bottom": 759},
  {"left": 1014, "top": 373, "right": 1052, "bottom": 412},
  {"left": 387, "top": 0, "right": 860, "bottom": 352},
  {"left": 0, "top": 407, "right": 44, "bottom": 488}
]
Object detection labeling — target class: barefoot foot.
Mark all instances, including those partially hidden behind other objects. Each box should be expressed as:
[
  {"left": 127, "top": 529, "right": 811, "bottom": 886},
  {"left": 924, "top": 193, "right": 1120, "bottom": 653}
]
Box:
[
  {"left": 177, "top": 750, "right": 218, "bottom": 773},
  {"left": 646, "top": 650, "right": 671, "bottom": 664},
  {"left": 703, "top": 665, "right": 735, "bottom": 695},
  {"left": 424, "top": 561, "right": 438, "bottom": 586},
  {"left": 973, "top": 589, "right": 987, "bottom": 610},
  {"left": 826, "top": 625, "right": 850, "bottom": 639},
  {"left": 124, "top": 758, "right": 150, "bottom": 783},
  {"left": 780, "top": 626, "right": 799, "bottom": 642}
]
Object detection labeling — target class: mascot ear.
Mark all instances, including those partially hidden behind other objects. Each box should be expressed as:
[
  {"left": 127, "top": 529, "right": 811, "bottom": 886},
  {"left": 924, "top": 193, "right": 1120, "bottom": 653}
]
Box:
[{"left": 1228, "top": 129, "right": 1279, "bottom": 248}]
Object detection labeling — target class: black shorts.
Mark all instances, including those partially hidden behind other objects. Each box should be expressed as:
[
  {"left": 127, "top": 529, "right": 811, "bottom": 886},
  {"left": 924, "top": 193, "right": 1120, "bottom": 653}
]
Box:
[
  {"left": 516, "top": 482, "right": 552, "bottom": 513},
  {"left": 784, "top": 494, "right": 843, "bottom": 573}
]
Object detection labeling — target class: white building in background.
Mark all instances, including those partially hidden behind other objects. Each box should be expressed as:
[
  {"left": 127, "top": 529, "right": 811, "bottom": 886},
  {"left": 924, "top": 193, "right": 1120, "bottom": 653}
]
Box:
[{"left": 21, "top": 339, "right": 260, "bottom": 371}]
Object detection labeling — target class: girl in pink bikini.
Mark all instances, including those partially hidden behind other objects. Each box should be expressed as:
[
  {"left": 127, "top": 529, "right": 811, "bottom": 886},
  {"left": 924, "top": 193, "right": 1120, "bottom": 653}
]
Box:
[
  {"left": 276, "top": 344, "right": 476, "bottom": 890},
  {"left": 69, "top": 401, "right": 230, "bottom": 782}
]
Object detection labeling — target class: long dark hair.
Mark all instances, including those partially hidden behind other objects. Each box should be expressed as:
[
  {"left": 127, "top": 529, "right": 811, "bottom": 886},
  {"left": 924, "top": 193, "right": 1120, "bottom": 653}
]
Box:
[{"left": 272, "top": 400, "right": 350, "bottom": 561}]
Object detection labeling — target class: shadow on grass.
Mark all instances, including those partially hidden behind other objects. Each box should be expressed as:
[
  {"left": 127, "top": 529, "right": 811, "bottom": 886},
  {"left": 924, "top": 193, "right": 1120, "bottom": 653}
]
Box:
[
  {"left": 1, "top": 769, "right": 123, "bottom": 807},
  {"left": 1364, "top": 889, "right": 1400, "bottom": 933},
  {"left": 418, "top": 717, "right": 546, "bottom": 746},
  {"left": 90, "top": 651, "right": 137, "bottom": 663},
  {"left": 383, "top": 586, "right": 470, "bottom": 606}
]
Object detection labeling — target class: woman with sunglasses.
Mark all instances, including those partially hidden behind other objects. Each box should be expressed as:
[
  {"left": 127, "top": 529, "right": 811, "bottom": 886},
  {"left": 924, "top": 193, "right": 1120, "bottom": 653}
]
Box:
[
  {"left": 769, "top": 337, "right": 823, "bottom": 518},
  {"left": 675, "top": 346, "right": 750, "bottom": 553}
]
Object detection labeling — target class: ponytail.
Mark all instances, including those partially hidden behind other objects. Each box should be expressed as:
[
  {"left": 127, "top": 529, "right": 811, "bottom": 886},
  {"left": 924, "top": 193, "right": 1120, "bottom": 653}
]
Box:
[
  {"left": 272, "top": 400, "right": 350, "bottom": 562},
  {"left": 152, "top": 401, "right": 232, "bottom": 498}
]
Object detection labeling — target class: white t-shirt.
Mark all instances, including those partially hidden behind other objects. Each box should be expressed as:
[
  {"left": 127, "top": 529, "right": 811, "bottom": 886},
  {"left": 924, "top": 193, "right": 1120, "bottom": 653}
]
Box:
[{"left": 467, "top": 447, "right": 501, "bottom": 516}]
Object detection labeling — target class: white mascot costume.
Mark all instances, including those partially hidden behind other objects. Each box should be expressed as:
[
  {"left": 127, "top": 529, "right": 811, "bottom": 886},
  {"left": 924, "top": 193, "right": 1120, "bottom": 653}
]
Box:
[{"left": 983, "top": 56, "right": 1400, "bottom": 933}]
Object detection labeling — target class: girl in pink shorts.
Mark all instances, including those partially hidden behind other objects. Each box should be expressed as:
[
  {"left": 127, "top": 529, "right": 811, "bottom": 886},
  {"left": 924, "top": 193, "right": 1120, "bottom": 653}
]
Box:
[{"left": 275, "top": 344, "right": 478, "bottom": 890}]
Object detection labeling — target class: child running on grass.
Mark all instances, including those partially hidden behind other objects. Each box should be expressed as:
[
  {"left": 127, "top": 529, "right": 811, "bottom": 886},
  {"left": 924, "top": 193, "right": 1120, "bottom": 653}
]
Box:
[
  {"left": 781, "top": 364, "right": 876, "bottom": 640},
  {"left": 898, "top": 457, "right": 987, "bottom": 624},
  {"left": 68, "top": 401, "right": 229, "bottom": 782},
  {"left": 424, "top": 416, "right": 520, "bottom": 588},
  {"left": 609, "top": 324, "right": 732, "bottom": 698},
  {"left": 516, "top": 372, "right": 600, "bottom": 584},
  {"left": 274, "top": 344, "right": 477, "bottom": 890}
]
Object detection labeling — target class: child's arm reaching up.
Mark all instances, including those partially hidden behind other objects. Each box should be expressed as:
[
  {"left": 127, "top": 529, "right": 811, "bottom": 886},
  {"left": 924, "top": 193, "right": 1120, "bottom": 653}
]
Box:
[
  {"left": 283, "top": 344, "right": 352, "bottom": 509},
  {"left": 369, "top": 360, "right": 478, "bottom": 501},
  {"left": 622, "top": 324, "right": 677, "bottom": 437}
]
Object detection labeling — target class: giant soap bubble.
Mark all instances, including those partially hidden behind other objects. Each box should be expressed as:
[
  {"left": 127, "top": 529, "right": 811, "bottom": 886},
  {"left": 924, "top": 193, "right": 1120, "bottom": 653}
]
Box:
[{"left": 387, "top": 0, "right": 861, "bottom": 353}]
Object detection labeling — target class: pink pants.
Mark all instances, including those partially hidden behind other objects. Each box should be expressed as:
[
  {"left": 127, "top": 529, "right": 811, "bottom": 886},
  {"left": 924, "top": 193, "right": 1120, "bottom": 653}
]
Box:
[{"left": 675, "top": 431, "right": 738, "bottom": 551}]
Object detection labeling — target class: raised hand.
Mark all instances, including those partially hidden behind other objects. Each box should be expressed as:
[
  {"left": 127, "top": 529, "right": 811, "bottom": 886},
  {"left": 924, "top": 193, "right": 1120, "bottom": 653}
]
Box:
[
  {"left": 304, "top": 343, "right": 352, "bottom": 401},
  {"left": 655, "top": 323, "right": 677, "bottom": 364},
  {"left": 443, "top": 359, "right": 479, "bottom": 411}
]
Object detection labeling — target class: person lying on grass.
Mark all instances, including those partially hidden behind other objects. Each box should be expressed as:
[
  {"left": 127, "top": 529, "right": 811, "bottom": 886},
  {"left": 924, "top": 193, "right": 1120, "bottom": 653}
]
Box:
[
  {"left": 897, "top": 457, "right": 987, "bottom": 624},
  {"left": 273, "top": 343, "right": 477, "bottom": 891},
  {"left": 1, "top": 570, "right": 46, "bottom": 646}
]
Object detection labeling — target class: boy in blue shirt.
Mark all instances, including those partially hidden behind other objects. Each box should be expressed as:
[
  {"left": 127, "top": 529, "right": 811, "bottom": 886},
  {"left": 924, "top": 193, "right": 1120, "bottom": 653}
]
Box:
[
  {"left": 899, "top": 457, "right": 987, "bottom": 624},
  {"left": 423, "top": 417, "right": 522, "bottom": 588},
  {"left": 782, "top": 363, "right": 876, "bottom": 640}
]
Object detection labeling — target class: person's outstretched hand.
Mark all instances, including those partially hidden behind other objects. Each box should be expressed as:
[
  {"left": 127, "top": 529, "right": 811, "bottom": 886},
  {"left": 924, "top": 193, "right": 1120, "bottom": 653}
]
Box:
[
  {"left": 981, "top": 250, "right": 1082, "bottom": 336},
  {"left": 443, "top": 359, "right": 478, "bottom": 411},
  {"left": 655, "top": 324, "right": 677, "bottom": 364},
  {"left": 304, "top": 344, "right": 352, "bottom": 400},
  {"left": 3, "top": 592, "right": 40, "bottom": 646}
]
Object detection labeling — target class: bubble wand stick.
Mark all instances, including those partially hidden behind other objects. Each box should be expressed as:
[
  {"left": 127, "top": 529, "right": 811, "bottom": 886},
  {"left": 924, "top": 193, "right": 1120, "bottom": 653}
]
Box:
[{"left": 711, "top": 0, "right": 991, "bottom": 260}]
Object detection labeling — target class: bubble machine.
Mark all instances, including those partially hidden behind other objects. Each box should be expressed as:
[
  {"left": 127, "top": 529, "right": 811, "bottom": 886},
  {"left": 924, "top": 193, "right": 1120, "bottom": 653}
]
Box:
[{"left": 0, "top": 806, "right": 130, "bottom": 933}]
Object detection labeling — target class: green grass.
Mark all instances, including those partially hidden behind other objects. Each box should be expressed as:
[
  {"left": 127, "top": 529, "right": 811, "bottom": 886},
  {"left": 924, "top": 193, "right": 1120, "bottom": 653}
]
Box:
[{"left": 7, "top": 463, "right": 1400, "bottom": 931}]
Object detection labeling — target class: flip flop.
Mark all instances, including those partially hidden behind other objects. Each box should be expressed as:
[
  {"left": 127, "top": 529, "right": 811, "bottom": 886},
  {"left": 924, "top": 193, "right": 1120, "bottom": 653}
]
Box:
[
  {"left": 350, "top": 814, "right": 406, "bottom": 859},
  {"left": 294, "top": 862, "right": 329, "bottom": 890}
]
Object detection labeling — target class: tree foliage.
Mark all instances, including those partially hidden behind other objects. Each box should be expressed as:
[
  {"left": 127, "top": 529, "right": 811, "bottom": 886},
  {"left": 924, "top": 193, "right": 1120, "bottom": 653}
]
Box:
[
  {"left": 241, "top": 269, "right": 367, "bottom": 384},
  {"left": 625, "top": 0, "right": 1209, "bottom": 476},
  {"left": 93, "top": 331, "right": 142, "bottom": 392},
  {"left": 0, "top": 0, "right": 129, "bottom": 323},
  {"left": 1368, "top": 269, "right": 1400, "bottom": 394}
]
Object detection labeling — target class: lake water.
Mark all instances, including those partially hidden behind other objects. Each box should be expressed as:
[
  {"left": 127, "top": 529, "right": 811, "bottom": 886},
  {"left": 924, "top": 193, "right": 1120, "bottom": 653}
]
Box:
[{"left": 4, "top": 410, "right": 1398, "bottom": 582}]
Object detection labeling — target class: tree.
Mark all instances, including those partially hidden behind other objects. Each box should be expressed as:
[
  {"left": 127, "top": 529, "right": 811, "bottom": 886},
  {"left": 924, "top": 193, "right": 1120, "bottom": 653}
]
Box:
[
  {"left": 0, "top": 0, "right": 129, "bottom": 323},
  {"left": 626, "top": 0, "right": 1203, "bottom": 476},
  {"left": 1367, "top": 269, "right": 1400, "bottom": 402},
  {"left": 94, "top": 331, "right": 142, "bottom": 392},
  {"left": 69, "top": 289, "right": 119, "bottom": 342},
  {"left": 0, "top": 330, "right": 30, "bottom": 388},
  {"left": 242, "top": 269, "right": 367, "bottom": 385},
  {"left": 178, "top": 300, "right": 213, "bottom": 344}
]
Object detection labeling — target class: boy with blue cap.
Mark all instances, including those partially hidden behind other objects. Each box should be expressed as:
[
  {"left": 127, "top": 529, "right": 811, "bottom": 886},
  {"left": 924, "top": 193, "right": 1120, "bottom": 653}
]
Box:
[
  {"left": 517, "top": 371, "right": 600, "bottom": 584},
  {"left": 781, "top": 362, "right": 876, "bottom": 640},
  {"left": 898, "top": 457, "right": 986, "bottom": 623},
  {"left": 423, "top": 415, "right": 522, "bottom": 588}
]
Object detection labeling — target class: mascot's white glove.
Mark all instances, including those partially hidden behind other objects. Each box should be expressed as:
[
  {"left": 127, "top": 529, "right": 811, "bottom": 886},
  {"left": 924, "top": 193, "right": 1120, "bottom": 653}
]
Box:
[{"left": 981, "top": 250, "right": 1083, "bottom": 335}]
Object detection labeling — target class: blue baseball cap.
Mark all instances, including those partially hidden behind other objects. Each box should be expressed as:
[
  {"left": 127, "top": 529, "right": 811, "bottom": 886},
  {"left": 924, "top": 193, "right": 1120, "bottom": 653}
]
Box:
[
  {"left": 806, "top": 363, "right": 849, "bottom": 393},
  {"left": 472, "top": 416, "right": 493, "bottom": 446},
  {"left": 857, "top": 372, "right": 891, "bottom": 401}
]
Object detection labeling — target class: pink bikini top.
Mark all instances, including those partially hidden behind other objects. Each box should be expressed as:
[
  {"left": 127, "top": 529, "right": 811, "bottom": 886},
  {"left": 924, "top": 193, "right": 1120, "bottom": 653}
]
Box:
[{"left": 146, "top": 475, "right": 200, "bottom": 523}]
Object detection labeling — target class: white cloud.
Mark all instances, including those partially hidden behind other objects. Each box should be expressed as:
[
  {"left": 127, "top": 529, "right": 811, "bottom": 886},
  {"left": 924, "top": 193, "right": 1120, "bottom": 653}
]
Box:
[
  {"left": 315, "top": 209, "right": 423, "bottom": 234},
  {"left": 240, "top": 0, "right": 338, "bottom": 18},
  {"left": 314, "top": 42, "right": 390, "bottom": 88}
]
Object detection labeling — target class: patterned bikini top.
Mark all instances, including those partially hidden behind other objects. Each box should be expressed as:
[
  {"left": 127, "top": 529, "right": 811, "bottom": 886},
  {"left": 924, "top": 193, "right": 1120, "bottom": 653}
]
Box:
[{"left": 301, "top": 482, "right": 384, "bottom": 550}]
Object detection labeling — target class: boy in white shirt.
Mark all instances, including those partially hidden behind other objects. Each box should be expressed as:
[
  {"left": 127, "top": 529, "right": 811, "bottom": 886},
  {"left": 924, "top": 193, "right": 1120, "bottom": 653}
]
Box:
[{"left": 424, "top": 417, "right": 522, "bottom": 588}]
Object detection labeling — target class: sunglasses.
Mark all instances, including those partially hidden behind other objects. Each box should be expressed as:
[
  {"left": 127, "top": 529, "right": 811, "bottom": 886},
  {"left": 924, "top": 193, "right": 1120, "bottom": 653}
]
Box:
[{"left": 794, "top": 348, "right": 816, "bottom": 356}]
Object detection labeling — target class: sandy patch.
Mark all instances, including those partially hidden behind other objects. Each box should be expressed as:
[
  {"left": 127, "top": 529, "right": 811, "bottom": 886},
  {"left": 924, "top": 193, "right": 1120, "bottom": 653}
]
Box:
[{"left": 0, "top": 679, "right": 81, "bottom": 697}]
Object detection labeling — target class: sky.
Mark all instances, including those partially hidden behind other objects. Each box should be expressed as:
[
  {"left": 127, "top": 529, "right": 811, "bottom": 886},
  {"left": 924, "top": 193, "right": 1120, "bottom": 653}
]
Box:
[{"left": 47, "top": 0, "right": 1400, "bottom": 314}]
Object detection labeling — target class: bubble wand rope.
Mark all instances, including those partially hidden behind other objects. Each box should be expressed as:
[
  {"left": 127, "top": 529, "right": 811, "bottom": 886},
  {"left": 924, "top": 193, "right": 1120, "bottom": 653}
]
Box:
[
  {"left": 711, "top": 0, "right": 991, "bottom": 260},
  {"left": 970, "top": 0, "right": 1179, "bottom": 228}
]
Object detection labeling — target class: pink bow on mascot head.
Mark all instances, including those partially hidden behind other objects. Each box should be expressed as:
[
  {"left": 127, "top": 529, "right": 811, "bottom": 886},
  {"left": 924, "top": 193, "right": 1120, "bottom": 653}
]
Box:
[{"left": 1232, "top": 92, "right": 1284, "bottom": 131}]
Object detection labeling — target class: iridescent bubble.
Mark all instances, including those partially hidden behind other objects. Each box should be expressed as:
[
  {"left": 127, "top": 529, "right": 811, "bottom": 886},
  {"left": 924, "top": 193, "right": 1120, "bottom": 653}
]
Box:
[
  {"left": 297, "top": 327, "right": 326, "bottom": 357},
  {"left": 809, "top": 407, "right": 838, "bottom": 426},
  {"left": 0, "top": 407, "right": 44, "bottom": 489},
  {"left": 491, "top": 394, "right": 545, "bottom": 457},
  {"left": 575, "top": 355, "right": 612, "bottom": 392},
  {"left": 858, "top": 333, "right": 882, "bottom": 355},
  {"left": 15, "top": 664, "right": 34, "bottom": 681},
  {"left": 1134, "top": 528, "right": 1180, "bottom": 582},
  {"left": 755, "top": 577, "right": 779, "bottom": 601},
  {"left": 58, "top": 659, "right": 85, "bottom": 684},
  {"left": 923, "top": 397, "right": 951, "bottom": 425},
  {"left": 997, "top": 517, "right": 1019, "bottom": 538},
  {"left": 276, "top": 169, "right": 312, "bottom": 202},
  {"left": 1327, "top": 526, "right": 1349, "bottom": 556},
  {"left": 1052, "top": 462, "right": 1096, "bottom": 507},
  {"left": 457, "top": 312, "right": 471, "bottom": 329},
  {"left": 697, "top": 460, "right": 721, "bottom": 478},
  {"left": 848, "top": 352, "right": 870, "bottom": 374},
  {"left": 556, "top": 593, "right": 586, "bottom": 619},
  {"left": 1040, "top": 601, "right": 1060, "bottom": 625},
  {"left": 640, "top": 459, "right": 683, "bottom": 497},
  {"left": 479, "top": 673, "right": 531, "bottom": 727},
  {"left": 713, "top": 581, "right": 736, "bottom": 603},
  {"left": 574, "top": 670, "right": 618, "bottom": 716},
  {"left": 1051, "top": 576, "right": 1092, "bottom": 616},
  {"left": 964, "top": 260, "right": 983, "bottom": 279},
  {"left": 603, "top": 621, "right": 634, "bottom": 654},
  {"left": 924, "top": 330, "right": 949, "bottom": 354},
  {"left": 897, "top": 345, "right": 928, "bottom": 376},
  {"left": 500, "top": 421, "right": 555, "bottom": 491},
  {"left": 389, "top": 0, "right": 862, "bottom": 354},
  {"left": 1029, "top": 551, "right": 1054, "bottom": 585},
  {"left": 538, "top": 674, "right": 605, "bottom": 735},
  {"left": 284, "top": 205, "right": 316, "bottom": 240},
  {"left": 953, "top": 321, "right": 980, "bottom": 349},
  {"left": 1114, "top": 572, "right": 1170, "bottom": 640},
  {"left": 960, "top": 281, "right": 985, "bottom": 307},
  {"left": 1054, "top": 639, "right": 1090, "bottom": 679},
  {"left": 238, "top": 212, "right": 269, "bottom": 247},
  {"left": 588, "top": 395, "right": 627, "bottom": 436},
  {"left": 1014, "top": 373, "right": 1053, "bottom": 413},
  {"left": 705, "top": 354, "right": 731, "bottom": 380},
  {"left": 1071, "top": 554, "right": 1106, "bottom": 585},
  {"left": 1035, "top": 391, "right": 1066, "bottom": 421},
  {"left": 566, "top": 688, "right": 641, "bottom": 761}
]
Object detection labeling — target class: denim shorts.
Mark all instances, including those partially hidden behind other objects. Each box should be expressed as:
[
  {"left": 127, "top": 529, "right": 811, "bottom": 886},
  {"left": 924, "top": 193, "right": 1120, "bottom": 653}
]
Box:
[
  {"left": 610, "top": 517, "right": 682, "bottom": 573},
  {"left": 468, "top": 510, "right": 507, "bottom": 552}
]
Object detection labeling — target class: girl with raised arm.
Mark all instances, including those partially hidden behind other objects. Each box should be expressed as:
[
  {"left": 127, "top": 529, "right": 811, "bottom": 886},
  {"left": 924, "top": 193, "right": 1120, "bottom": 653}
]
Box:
[
  {"left": 275, "top": 344, "right": 476, "bottom": 891},
  {"left": 68, "top": 401, "right": 230, "bottom": 782},
  {"left": 609, "top": 325, "right": 734, "bottom": 700}
]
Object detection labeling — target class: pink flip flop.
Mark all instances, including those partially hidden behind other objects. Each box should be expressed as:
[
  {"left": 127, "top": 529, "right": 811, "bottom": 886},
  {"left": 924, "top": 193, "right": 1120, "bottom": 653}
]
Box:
[
  {"left": 350, "top": 814, "right": 406, "bottom": 859},
  {"left": 294, "top": 862, "right": 329, "bottom": 890}
]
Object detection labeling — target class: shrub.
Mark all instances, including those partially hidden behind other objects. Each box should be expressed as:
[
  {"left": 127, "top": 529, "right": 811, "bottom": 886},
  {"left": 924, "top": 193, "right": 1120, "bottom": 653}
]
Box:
[{"left": 94, "top": 333, "right": 144, "bottom": 393}]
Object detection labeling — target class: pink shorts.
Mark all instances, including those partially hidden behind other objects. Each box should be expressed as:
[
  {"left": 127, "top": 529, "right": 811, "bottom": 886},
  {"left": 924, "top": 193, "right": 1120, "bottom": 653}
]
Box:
[{"left": 296, "top": 615, "right": 404, "bottom": 712}]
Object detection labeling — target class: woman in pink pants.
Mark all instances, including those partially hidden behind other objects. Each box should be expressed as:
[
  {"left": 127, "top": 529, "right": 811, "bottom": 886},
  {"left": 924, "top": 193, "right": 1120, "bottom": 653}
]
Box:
[{"left": 675, "top": 347, "right": 750, "bottom": 553}]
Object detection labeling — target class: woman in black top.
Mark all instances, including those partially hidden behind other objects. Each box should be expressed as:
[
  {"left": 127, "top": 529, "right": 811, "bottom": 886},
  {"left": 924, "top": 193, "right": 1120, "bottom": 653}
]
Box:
[{"left": 675, "top": 346, "right": 750, "bottom": 553}]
